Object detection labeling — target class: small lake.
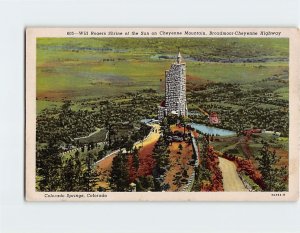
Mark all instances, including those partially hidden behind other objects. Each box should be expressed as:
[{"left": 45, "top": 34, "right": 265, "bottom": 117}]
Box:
[
  {"left": 140, "top": 119, "right": 236, "bottom": 136},
  {"left": 190, "top": 123, "right": 236, "bottom": 136}
]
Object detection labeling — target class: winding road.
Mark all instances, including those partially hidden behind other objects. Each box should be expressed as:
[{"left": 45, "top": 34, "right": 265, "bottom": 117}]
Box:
[
  {"left": 134, "top": 124, "right": 161, "bottom": 149},
  {"left": 96, "top": 123, "right": 248, "bottom": 192},
  {"left": 218, "top": 157, "right": 248, "bottom": 192},
  {"left": 95, "top": 123, "right": 161, "bottom": 189}
]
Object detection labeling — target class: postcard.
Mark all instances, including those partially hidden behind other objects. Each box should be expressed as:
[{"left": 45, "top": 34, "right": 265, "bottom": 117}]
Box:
[{"left": 26, "top": 28, "right": 299, "bottom": 201}]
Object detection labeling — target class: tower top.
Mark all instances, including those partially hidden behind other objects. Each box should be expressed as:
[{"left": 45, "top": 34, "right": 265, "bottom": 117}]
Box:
[{"left": 176, "top": 51, "right": 182, "bottom": 64}]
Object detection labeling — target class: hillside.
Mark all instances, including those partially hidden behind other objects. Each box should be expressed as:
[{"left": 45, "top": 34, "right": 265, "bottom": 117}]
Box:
[{"left": 36, "top": 38, "right": 289, "bottom": 107}]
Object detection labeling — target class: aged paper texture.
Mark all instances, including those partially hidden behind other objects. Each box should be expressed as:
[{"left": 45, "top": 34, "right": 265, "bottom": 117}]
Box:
[{"left": 26, "top": 28, "right": 299, "bottom": 201}]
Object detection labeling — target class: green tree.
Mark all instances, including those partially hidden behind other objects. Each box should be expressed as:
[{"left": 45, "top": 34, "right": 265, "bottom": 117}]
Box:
[
  {"left": 74, "top": 150, "right": 83, "bottom": 191},
  {"left": 257, "top": 142, "right": 288, "bottom": 191},
  {"left": 97, "top": 149, "right": 106, "bottom": 160},
  {"left": 81, "top": 153, "right": 99, "bottom": 191},
  {"left": 36, "top": 143, "right": 62, "bottom": 191},
  {"left": 145, "top": 175, "right": 155, "bottom": 191},
  {"left": 132, "top": 147, "right": 139, "bottom": 170},
  {"left": 61, "top": 100, "right": 72, "bottom": 113},
  {"left": 200, "top": 136, "right": 209, "bottom": 169},
  {"left": 179, "top": 115, "right": 188, "bottom": 136},
  {"left": 125, "top": 137, "right": 134, "bottom": 154},
  {"left": 110, "top": 152, "right": 130, "bottom": 191},
  {"left": 178, "top": 144, "right": 183, "bottom": 154},
  {"left": 105, "top": 120, "right": 112, "bottom": 147},
  {"left": 192, "top": 135, "right": 211, "bottom": 191},
  {"left": 61, "top": 158, "right": 76, "bottom": 191}
]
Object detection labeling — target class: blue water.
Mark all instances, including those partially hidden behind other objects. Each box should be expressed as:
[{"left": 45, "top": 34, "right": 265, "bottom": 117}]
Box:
[
  {"left": 140, "top": 119, "right": 235, "bottom": 136},
  {"left": 190, "top": 123, "right": 236, "bottom": 136}
]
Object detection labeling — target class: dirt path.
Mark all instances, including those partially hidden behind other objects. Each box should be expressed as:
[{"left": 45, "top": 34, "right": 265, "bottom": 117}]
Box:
[
  {"left": 134, "top": 124, "right": 161, "bottom": 149},
  {"left": 218, "top": 157, "right": 248, "bottom": 192}
]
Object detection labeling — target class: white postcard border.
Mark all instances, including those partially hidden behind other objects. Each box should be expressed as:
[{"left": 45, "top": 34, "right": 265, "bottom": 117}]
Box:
[{"left": 26, "top": 28, "right": 299, "bottom": 201}]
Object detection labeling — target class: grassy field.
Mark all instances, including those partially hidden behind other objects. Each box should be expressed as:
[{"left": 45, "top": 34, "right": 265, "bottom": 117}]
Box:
[
  {"left": 36, "top": 38, "right": 289, "bottom": 107},
  {"left": 274, "top": 86, "right": 289, "bottom": 100},
  {"left": 74, "top": 128, "right": 107, "bottom": 144},
  {"left": 37, "top": 38, "right": 288, "bottom": 59},
  {"left": 211, "top": 133, "right": 288, "bottom": 169},
  {"left": 36, "top": 100, "right": 63, "bottom": 114},
  {"left": 188, "top": 62, "right": 288, "bottom": 83}
]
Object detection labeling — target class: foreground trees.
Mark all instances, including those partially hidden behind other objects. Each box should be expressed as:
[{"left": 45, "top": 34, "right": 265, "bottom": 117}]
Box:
[
  {"left": 36, "top": 143, "right": 62, "bottom": 191},
  {"left": 193, "top": 135, "right": 211, "bottom": 191},
  {"left": 257, "top": 142, "right": 288, "bottom": 191},
  {"left": 36, "top": 145, "right": 99, "bottom": 192},
  {"left": 109, "top": 151, "right": 130, "bottom": 191}
]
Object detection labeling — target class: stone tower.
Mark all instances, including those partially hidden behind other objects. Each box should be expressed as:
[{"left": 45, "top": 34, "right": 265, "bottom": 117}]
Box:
[{"left": 158, "top": 52, "right": 188, "bottom": 121}]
